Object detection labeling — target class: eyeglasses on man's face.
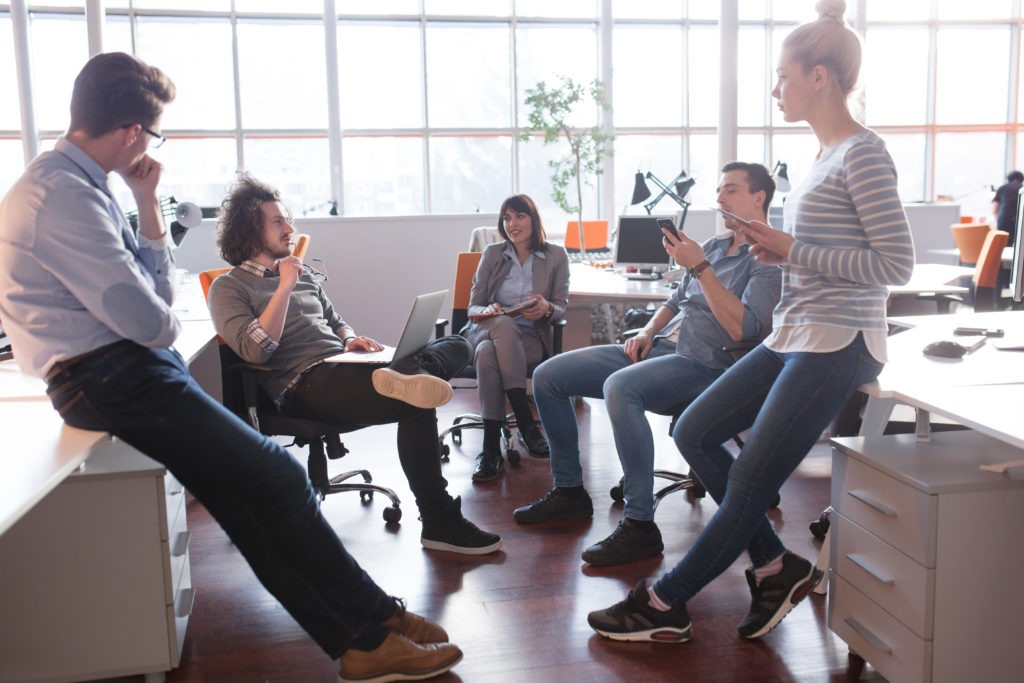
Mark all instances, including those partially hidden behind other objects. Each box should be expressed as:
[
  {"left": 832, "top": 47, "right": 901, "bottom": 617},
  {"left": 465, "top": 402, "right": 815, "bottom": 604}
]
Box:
[{"left": 123, "top": 123, "right": 166, "bottom": 149}]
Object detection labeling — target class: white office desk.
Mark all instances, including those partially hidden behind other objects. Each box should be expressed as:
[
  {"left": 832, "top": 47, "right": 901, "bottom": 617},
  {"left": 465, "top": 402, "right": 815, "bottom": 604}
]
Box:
[{"left": 858, "top": 310, "right": 1024, "bottom": 436}]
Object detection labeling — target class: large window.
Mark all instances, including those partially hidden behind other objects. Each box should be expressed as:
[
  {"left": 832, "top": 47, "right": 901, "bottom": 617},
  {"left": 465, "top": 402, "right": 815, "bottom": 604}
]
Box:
[{"left": 5, "top": 1, "right": 1024, "bottom": 224}]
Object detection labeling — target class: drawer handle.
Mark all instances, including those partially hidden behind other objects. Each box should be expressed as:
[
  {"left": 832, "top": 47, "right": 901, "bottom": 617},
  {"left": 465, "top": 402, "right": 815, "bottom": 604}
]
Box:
[
  {"left": 844, "top": 617, "right": 892, "bottom": 654},
  {"left": 847, "top": 489, "right": 897, "bottom": 517},
  {"left": 171, "top": 530, "right": 192, "bottom": 558},
  {"left": 846, "top": 553, "right": 894, "bottom": 585},
  {"left": 175, "top": 587, "right": 196, "bottom": 618}
]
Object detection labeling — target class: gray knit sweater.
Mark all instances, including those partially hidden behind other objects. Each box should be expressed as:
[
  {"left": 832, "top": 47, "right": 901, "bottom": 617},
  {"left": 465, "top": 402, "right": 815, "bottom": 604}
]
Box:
[{"left": 208, "top": 266, "right": 355, "bottom": 403}]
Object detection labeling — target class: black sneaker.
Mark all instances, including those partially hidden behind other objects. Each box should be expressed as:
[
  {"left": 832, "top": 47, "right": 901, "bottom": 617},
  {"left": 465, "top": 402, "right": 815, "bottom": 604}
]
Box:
[
  {"left": 588, "top": 580, "right": 693, "bottom": 643},
  {"left": 736, "top": 551, "right": 824, "bottom": 639},
  {"left": 512, "top": 487, "right": 593, "bottom": 524},
  {"left": 472, "top": 450, "right": 503, "bottom": 482},
  {"left": 420, "top": 496, "right": 502, "bottom": 555},
  {"left": 517, "top": 422, "right": 550, "bottom": 457},
  {"left": 581, "top": 519, "right": 664, "bottom": 566}
]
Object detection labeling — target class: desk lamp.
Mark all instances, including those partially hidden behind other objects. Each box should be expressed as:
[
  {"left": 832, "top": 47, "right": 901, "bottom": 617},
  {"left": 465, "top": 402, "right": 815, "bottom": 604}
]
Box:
[
  {"left": 772, "top": 161, "right": 791, "bottom": 193},
  {"left": 631, "top": 170, "right": 696, "bottom": 233}
]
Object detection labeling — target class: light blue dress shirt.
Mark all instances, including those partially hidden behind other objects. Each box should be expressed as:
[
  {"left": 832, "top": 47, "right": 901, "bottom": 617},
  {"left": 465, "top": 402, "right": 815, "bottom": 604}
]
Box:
[{"left": 0, "top": 137, "right": 179, "bottom": 377}]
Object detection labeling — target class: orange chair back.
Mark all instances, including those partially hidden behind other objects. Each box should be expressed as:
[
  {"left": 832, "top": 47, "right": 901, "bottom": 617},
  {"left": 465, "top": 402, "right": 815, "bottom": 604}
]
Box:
[
  {"left": 564, "top": 220, "right": 609, "bottom": 251},
  {"left": 950, "top": 223, "right": 991, "bottom": 265},
  {"left": 973, "top": 230, "right": 1009, "bottom": 288},
  {"left": 199, "top": 267, "right": 231, "bottom": 302},
  {"left": 453, "top": 252, "right": 483, "bottom": 310}
]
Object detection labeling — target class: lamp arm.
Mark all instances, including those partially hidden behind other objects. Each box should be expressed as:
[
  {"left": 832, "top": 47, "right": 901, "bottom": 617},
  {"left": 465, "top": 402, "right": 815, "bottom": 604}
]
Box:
[{"left": 643, "top": 171, "right": 691, "bottom": 214}]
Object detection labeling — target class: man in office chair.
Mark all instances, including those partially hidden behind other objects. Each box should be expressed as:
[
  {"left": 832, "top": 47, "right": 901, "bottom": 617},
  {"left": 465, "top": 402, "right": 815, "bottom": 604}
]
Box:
[
  {"left": 513, "top": 162, "right": 782, "bottom": 567},
  {"left": 0, "top": 53, "right": 464, "bottom": 682},
  {"left": 208, "top": 174, "right": 502, "bottom": 557}
]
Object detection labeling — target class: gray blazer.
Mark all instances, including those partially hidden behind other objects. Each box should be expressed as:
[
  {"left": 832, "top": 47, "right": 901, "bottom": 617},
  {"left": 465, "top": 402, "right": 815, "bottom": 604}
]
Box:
[{"left": 462, "top": 241, "right": 570, "bottom": 359}]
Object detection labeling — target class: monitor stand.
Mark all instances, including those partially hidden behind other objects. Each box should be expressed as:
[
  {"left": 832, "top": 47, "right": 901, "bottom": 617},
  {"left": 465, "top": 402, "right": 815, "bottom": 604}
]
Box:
[{"left": 625, "top": 268, "right": 662, "bottom": 281}]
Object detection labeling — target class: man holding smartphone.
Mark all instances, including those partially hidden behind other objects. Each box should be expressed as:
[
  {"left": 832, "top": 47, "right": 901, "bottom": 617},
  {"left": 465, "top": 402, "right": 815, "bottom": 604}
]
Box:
[{"left": 512, "top": 162, "right": 782, "bottom": 567}]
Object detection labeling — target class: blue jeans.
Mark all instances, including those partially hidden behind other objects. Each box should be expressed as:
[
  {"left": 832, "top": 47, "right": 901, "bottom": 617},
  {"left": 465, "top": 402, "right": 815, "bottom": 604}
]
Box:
[
  {"left": 531, "top": 339, "right": 724, "bottom": 521},
  {"left": 653, "top": 334, "right": 883, "bottom": 606},
  {"left": 44, "top": 341, "right": 393, "bottom": 657}
]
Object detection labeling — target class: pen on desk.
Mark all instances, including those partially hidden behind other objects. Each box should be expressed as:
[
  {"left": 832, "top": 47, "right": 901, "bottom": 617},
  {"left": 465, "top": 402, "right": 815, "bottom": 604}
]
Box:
[{"left": 953, "top": 327, "right": 1004, "bottom": 337}]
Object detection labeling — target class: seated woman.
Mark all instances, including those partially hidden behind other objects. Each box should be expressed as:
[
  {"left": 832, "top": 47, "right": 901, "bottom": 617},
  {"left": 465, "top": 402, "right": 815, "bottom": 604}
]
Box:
[{"left": 461, "top": 194, "right": 570, "bottom": 482}]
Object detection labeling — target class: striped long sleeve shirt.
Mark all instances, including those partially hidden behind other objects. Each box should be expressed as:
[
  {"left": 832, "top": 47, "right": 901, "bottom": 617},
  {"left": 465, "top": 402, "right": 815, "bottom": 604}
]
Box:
[{"left": 765, "top": 128, "right": 915, "bottom": 363}]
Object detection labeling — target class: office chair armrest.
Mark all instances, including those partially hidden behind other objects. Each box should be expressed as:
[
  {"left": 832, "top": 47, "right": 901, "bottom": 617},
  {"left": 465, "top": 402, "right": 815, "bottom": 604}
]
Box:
[
  {"left": 552, "top": 318, "right": 567, "bottom": 354},
  {"left": 435, "top": 317, "right": 449, "bottom": 339}
]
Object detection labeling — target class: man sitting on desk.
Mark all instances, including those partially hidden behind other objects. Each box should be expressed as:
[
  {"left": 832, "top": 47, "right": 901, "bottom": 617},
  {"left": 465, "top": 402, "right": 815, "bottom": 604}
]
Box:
[
  {"left": 0, "top": 52, "right": 463, "bottom": 681},
  {"left": 513, "top": 162, "right": 782, "bottom": 566},
  {"left": 208, "top": 173, "right": 501, "bottom": 556}
]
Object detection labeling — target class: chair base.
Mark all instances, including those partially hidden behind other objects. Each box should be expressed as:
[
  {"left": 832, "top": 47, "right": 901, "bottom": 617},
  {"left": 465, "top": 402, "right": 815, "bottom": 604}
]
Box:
[
  {"left": 610, "top": 469, "right": 780, "bottom": 513},
  {"left": 438, "top": 413, "right": 521, "bottom": 465},
  {"left": 304, "top": 439, "right": 403, "bottom": 525}
]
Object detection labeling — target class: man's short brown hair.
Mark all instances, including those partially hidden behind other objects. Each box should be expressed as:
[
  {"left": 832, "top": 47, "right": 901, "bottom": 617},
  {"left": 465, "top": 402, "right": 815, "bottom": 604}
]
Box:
[
  {"left": 69, "top": 52, "right": 175, "bottom": 138},
  {"left": 217, "top": 174, "right": 286, "bottom": 266}
]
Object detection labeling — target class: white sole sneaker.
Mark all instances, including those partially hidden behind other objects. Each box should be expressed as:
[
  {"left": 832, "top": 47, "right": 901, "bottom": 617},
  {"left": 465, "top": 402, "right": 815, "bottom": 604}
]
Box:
[{"left": 372, "top": 368, "right": 453, "bottom": 409}]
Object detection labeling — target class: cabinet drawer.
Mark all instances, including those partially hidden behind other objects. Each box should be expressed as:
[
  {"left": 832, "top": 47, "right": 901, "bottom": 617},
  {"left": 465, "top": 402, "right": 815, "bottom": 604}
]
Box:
[
  {"left": 832, "top": 452, "right": 936, "bottom": 565},
  {"left": 164, "top": 471, "right": 186, "bottom": 540},
  {"left": 832, "top": 513, "right": 933, "bottom": 639},
  {"left": 828, "top": 572, "right": 930, "bottom": 683},
  {"left": 167, "top": 560, "right": 194, "bottom": 668},
  {"left": 163, "top": 500, "right": 191, "bottom": 605}
]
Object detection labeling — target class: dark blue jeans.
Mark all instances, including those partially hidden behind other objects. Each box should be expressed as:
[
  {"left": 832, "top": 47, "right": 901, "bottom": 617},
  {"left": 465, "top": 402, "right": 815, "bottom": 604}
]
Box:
[
  {"left": 44, "top": 341, "right": 393, "bottom": 657},
  {"left": 282, "top": 335, "right": 472, "bottom": 512},
  {"left": 654, "top": 333, "right": 883, "bottom": 605}
]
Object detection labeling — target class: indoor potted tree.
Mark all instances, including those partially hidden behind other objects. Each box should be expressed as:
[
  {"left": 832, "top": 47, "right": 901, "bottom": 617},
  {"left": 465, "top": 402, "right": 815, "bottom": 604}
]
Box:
[{"left": 521, "top": 75, "right": 613, "bottom": 260}]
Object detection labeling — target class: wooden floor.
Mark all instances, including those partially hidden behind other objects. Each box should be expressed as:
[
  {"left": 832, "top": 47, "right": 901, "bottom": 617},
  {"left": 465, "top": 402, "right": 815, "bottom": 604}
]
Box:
[{"left": 148, "top": 389, "right": 883, "bottom": 682}]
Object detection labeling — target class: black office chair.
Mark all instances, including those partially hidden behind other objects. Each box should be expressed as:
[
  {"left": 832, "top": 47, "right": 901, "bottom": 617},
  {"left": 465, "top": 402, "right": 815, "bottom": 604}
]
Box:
[
  {"left": 433, "top": 252, "right": 566, "bottom": 464},
  {"left": 200, "top": 268, "right": 402, "bottom": 525},
  {"left": 608, "top": 332, "right": 780, "bottom": 512}
]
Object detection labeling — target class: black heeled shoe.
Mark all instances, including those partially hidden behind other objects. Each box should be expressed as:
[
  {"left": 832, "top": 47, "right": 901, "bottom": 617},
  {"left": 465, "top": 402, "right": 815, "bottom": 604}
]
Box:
[{"left": 472, "top": 450, "right": 504, "bottom": 482}]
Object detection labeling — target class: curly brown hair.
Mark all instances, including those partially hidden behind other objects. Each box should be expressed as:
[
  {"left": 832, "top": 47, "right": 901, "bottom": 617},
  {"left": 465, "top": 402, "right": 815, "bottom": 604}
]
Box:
[{"left": 216, "top": 173, "right": 287, "bottom": 266}]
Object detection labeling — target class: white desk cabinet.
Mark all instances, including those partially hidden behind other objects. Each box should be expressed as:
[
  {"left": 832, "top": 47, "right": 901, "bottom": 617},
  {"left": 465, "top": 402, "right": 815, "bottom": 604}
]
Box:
[
  {"left": 828, "top": 431, "right": 1024, "bottom": 683},
  {"left": 0, "top": 437, "right": 192, "bottom": 683}
]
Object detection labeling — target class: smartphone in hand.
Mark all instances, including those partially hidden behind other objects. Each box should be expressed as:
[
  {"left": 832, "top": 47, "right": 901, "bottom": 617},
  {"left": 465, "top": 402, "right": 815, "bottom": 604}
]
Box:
[
  {"left": 713, "top": 207, "right": 750, "bottom": 226},
  {"left": 656, "top": 217, "right": 679, "bottom": 239}
]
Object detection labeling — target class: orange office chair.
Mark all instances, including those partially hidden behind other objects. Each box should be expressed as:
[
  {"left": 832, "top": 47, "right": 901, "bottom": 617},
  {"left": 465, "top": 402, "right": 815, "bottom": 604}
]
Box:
[
  {"left": 198, "top": 239, "right": 402, "bottom": 524},
  {"left": 434, "top": 251, "right": 565, "bottom": 463},
  {"left": 564, "top": 220, "right": 609, "bottom": 253},
  {"left": 972, "top": 229, "right": 1011, "bottom": 311},
  {"left": 950, "top": 222, "right": 991, "bottom": 266}
]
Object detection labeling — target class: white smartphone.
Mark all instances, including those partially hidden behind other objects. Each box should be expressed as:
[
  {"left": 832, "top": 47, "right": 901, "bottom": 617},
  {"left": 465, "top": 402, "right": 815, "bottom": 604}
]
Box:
[{"left": 712, "top": 206, "right": 750, "bottom": 226}]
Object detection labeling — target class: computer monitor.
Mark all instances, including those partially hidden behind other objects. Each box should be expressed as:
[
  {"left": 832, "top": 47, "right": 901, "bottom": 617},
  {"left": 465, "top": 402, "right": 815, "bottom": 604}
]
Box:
[
  {"left": 613, "top": 215, "right": 673, "bottom": 276},
  {"left": 1011, "top": 187, "right": 1024, "bottom": 302}
]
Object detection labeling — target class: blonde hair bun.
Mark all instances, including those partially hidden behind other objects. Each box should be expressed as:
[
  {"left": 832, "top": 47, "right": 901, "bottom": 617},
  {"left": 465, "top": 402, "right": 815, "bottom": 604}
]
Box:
[{"left": 815, "top": 0, "right": 846, "bottom": 22}]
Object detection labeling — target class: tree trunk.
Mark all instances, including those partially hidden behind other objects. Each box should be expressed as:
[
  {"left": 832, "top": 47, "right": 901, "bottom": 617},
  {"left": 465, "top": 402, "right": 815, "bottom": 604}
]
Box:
[{"left": 575, "top": 144, "right": 586, "bottom": 260}]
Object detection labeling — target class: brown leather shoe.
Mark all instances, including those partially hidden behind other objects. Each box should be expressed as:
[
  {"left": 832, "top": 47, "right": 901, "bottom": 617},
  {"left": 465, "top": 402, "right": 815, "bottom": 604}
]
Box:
[
  {"left": 338, "top": 631, "right": 462, "bottom": 682},
  {"left": 381, "top": 598, "right": 449, "bottom": 644}
]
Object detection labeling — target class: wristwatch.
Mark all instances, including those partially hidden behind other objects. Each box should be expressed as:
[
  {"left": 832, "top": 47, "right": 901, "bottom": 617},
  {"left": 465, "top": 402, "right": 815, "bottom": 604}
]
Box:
[
  {"left": 542, "top": 303, "right": 554, "bottom": 320},
  {"left": 688, "top": 259, "right": 712, "bottom": 279}
]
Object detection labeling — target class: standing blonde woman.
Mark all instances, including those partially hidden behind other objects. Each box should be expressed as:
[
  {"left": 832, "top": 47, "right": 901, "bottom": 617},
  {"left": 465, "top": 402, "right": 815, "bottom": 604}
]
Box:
[{"left": 588, "top": 0, "right": 914, "bottom": 643}]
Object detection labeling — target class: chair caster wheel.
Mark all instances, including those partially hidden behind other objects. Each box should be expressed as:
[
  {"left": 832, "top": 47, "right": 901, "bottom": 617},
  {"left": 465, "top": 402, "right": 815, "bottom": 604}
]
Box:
[
  {"left": 360, "top": 491, "right": 373, "bottom": 503},
  {"left": 691, "top": 483, "right": 707, "bottom": 499},
  {"left": 383, "top": 506, "right": 402, "bottom": 524},
  {"left": 609, "top": 485, "right": 624, "bottom": 502},
  {"left": 452, "top": 428, "right": 462, "bottom": 446},
  {"left": 440, "top": 442, "right": 450, "bottom": 458},
  {"left": 507, "top": 448, "right": 521, "bottom": 465},
  {"left": 809, "top": 517, "right": 830, "bottom": 538}
]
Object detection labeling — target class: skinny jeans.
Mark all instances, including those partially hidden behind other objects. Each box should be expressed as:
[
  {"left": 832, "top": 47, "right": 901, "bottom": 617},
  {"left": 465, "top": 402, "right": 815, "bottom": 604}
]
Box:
[
  {"left": 531, "top": 339, "right": 723, "bottom": 521},
  {"left": 654, "top": 334, "right": 883, "bottom": 605}
]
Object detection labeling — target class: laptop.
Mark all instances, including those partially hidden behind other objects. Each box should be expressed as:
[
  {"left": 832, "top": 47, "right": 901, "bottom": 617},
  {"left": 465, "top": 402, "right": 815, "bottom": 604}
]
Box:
[{"left": 325, "top": 290, "right": 448, "bottom": 365}]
